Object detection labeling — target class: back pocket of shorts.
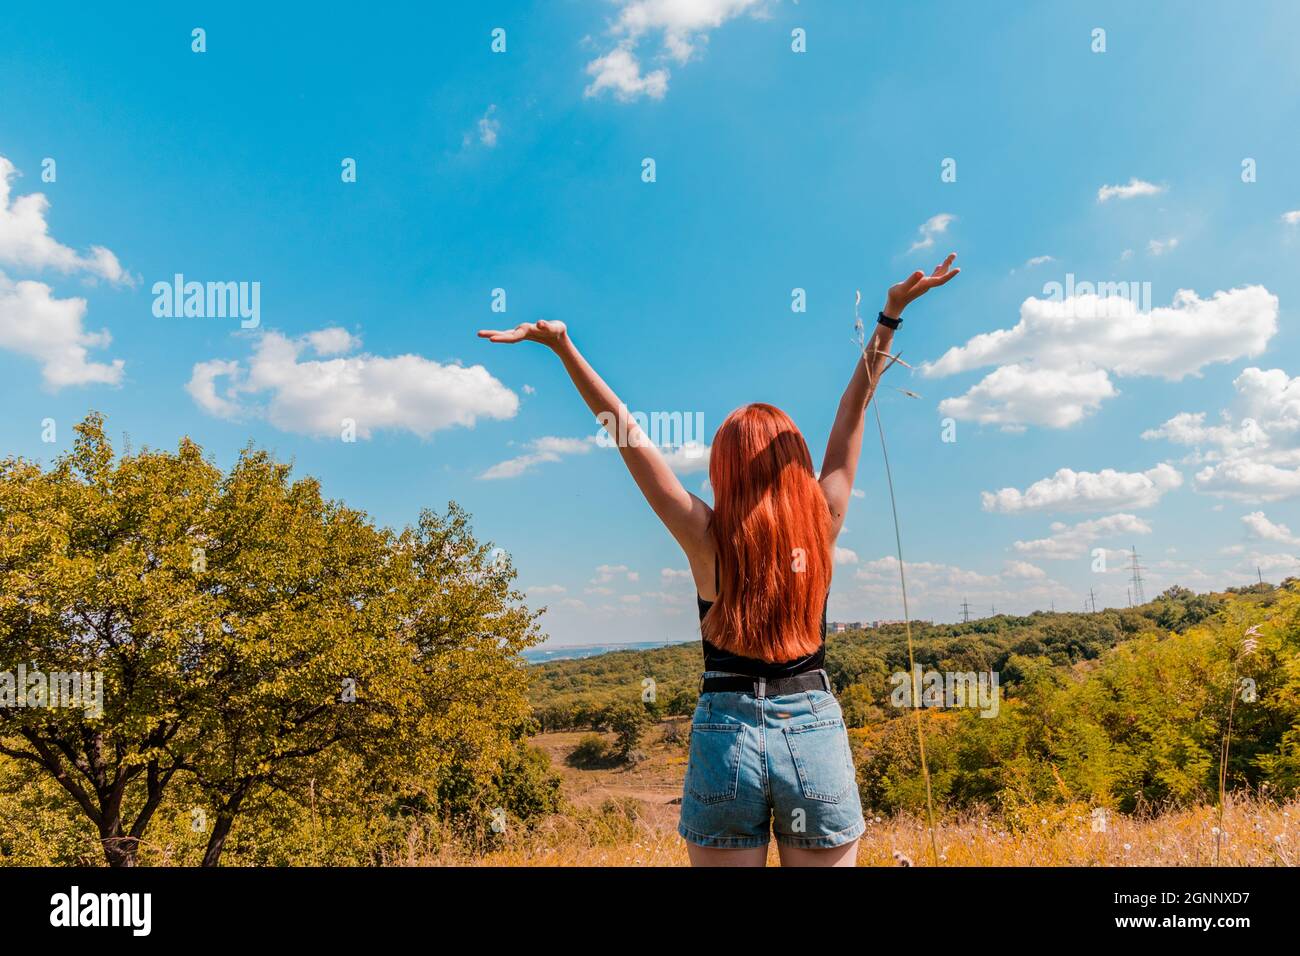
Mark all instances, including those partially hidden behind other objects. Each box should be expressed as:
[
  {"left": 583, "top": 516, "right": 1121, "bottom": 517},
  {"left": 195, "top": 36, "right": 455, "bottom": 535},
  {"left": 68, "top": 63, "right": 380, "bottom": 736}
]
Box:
[
  {"left": 783, "top": 718, "right": 852, "bottom": 804},
  {"left": 686, "top": 723, "right": 743, "bottom": 804}
]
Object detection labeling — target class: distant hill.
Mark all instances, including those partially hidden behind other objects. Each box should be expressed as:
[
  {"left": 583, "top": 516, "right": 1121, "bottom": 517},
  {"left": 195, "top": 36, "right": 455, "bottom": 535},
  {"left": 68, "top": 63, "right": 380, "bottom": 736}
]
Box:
[{"left": 522, "top": 640, "right": 693, "bottom": 664}]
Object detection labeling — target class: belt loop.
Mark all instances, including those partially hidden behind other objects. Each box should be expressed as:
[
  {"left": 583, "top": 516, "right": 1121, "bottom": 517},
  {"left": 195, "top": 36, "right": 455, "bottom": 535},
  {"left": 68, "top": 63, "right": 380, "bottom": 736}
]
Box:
[
  {"left": 698, "top": 673, "right": 705, "bottom": 695},
  {"left": 820, "top": 669, "right": 831, "bottom": 692},
  {"left": 756, "top": 676, "right": 766, "bottom": 699}
]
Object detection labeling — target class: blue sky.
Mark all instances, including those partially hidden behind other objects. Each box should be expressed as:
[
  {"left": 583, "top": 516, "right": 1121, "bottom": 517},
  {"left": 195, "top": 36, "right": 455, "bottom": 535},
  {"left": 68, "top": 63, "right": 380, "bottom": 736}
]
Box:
[{"left": 2, "top": 1, "right": 1298, "bottom": 648}]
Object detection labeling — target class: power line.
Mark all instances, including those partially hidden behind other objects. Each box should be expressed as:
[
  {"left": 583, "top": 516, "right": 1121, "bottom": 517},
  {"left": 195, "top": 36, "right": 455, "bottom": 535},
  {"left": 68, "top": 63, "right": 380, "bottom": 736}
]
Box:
[
  {"left": 1088, "top": 587, "right": 1097, "bottom": 613},
  {"left": 960, "top": 599, "right": 971, "bottom": 624},
  {"left": 1129, "top": 546, "right": 1146, "bottom": 605}
]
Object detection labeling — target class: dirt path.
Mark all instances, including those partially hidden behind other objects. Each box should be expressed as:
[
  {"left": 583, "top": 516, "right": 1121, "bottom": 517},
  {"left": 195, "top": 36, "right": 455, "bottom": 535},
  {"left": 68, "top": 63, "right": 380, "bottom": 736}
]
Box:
[{"left": 531, "top": 725, "right": 688, "bottom": 811}]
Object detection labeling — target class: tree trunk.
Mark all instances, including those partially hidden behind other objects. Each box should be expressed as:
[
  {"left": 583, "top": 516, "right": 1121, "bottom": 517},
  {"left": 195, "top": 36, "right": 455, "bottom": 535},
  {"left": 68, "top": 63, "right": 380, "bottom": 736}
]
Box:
[
  {"left": 201, "top": 796, "right": 245, "bottom": 867},
  {"left": 103, "top": 844, "right": 138, "bottom": 867},
  {"left": 100, "top": 824, "right": 138, "bottom": 867}
]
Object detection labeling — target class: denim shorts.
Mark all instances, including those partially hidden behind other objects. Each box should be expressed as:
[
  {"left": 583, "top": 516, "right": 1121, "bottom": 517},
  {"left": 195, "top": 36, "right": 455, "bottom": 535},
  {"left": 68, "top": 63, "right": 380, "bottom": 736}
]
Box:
[{"left": 677, "top": 670, "right": 866, "bottom": 850}]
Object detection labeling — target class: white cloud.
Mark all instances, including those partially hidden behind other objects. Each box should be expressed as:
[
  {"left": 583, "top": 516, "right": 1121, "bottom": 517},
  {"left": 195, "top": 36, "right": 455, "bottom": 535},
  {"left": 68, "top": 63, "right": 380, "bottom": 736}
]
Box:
[
  {"left": 610, "top": 0, "right": 764, "bottom": 60},
  {"left": 857, "top": 556, "right": 999, "bottom": 589},
  {"left": 982, "top": 463, "right": 1182, "bottom": 514},
  {"left": 584, "top": 45, "right": 669, "bottom": 101},
  {"left": 1025, "top": 255, "right": 1055, "bottom": 268},
  {"left": 591, "top": 564, "right": 638, "bottom": 585},
  {"left": 1144, "top": 366, "right": 1300, "bottom": 501},
  {"left": 1097, "top": 178, "right": 1165, "bottom": 203},
  {"left": 462, "top": 106, "right": 501, "bottom": 148},
  {"left": 1002, "top": 560, "right": 1047, "bottom": 580},
  {"left": 526, "top": 584, "right": 567, "bottom": 595},
  {"left": 186, "top": 358, "right": 243, "bottom": 417},
  {"left": 639, "top": 589, "right": 688, "bottom": 607},
  {"left": 583, "top": 0, "right": 764, "bottom": 101},
  {"left": 658, "top": 441, "right": 710, "bottom": 475},
  {"left": 834, "top": 546, "right": 859, "bottom": 565},
  {"left": 1142, "top": 411, "right": 1239, "bottom": 448},
  {"left": 1249, "top": 552, "right": 1300, "bottom": 573},
  {"left": 1012, "top": 513, "right": 1151, "bottom": 560},
  {"left": 304, "top": 327, "right": 360, "bottom": 356},
  {"left": 1194, "top": 458, "right": 1300, "bottom": 501},
  {"left": 476, "top": 105, "right": 500, "bottom": 147},
  {"left": 1242, "top": 511, "right": 1300, "bottom": 547},
  {"left": 0, "top": 274, "right": 124, "bottom": 389},
  {"left": 483, "top": 431, "right": 705, "bottom": 479},
  {"left": 842, "top": 554, "right": 1073, "bottom": 621},
  {"left": 927, "top": 287, "right": 1276, "bottom": 382},
  {"left": 550, "top": 573, "right": 694, "bottom": 621},
  {"left": 481, "top": 435, "right": 595, "bottom": 480},
  {"left": 909, "top": 213, "right": 955, "bottom": 252},
  {"left": 926, "top": 286, "right": 1278, "bottom": 429},
  {"left": 0, "top": 157, "right": 130, "bottom": 285},
  {"left": 937, "top": 364, "right": 1116, "bottom": 430},
  {"left": 1147, "top": 237, "right": 1179, "bottom": 256},
  {"left": 1281, "top": 210, "right": 1300, "bottom": 225},
  {"left": 188, "top": 327, "right": 518, "bottom": 439},
  {"left": 0, "top": 156, "right": 133, "bottom": 388}
]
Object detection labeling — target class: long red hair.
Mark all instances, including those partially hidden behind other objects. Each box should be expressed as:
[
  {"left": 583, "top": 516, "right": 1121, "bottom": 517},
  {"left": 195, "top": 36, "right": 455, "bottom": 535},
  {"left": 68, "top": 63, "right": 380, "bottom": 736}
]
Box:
[{"left": 702, "top": 403, "right": 832, "bottom": 662}]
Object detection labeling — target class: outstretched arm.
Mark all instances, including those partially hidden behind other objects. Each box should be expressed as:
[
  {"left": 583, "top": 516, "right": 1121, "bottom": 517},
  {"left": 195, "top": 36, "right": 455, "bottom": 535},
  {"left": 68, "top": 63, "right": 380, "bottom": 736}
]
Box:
[
  {"left": 478, "top": 320, "right": 712, "bottom": 555},
  {"left": 820, "top": 254, "right": 960, "bottom": 539}
]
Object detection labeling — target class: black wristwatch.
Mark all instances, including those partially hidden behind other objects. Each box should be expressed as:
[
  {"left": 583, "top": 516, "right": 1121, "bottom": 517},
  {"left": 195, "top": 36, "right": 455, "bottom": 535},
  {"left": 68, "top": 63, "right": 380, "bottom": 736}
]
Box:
[{"left": 877, "top": 311, "right": 902, "bottom": 330}]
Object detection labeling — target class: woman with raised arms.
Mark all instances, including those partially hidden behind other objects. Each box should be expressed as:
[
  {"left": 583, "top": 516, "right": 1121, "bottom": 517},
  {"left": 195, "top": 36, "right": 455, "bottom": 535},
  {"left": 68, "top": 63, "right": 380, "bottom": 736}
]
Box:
[{"left": 479, "top": 254, "right": 960, "bottom": 866}]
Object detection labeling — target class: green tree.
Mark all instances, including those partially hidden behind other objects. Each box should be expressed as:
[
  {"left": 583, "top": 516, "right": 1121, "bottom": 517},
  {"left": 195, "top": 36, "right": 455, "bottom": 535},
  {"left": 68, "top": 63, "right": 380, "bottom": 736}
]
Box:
[
  {"left": 601, "top": 702, "right": 647, "bottom": 760},
  {"left": 0, "top": 414, "right": 541, "bottom": 865},
  {"left": 567, "top": 733, "right": 610, "bottom": 767}
]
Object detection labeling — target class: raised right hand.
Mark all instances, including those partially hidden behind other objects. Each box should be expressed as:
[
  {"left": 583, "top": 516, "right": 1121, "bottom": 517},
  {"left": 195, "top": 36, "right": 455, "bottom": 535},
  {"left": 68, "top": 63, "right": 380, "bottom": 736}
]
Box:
[{"left": 477, "top": 319, "right": 569, "bottom": 349}]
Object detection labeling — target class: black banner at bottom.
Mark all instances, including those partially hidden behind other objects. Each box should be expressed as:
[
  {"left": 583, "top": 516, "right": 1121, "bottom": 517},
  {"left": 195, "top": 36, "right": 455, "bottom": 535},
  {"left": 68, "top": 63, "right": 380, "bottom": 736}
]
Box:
[{"left": 0, "top": 865, "right": 1289, "bottom": 940}]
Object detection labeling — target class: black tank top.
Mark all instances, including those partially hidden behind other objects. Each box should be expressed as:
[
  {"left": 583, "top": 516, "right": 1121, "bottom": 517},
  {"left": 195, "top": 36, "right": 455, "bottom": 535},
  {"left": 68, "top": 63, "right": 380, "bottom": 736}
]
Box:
[{"left": 697, "top": 562, "right": 827, "bottom": 678}]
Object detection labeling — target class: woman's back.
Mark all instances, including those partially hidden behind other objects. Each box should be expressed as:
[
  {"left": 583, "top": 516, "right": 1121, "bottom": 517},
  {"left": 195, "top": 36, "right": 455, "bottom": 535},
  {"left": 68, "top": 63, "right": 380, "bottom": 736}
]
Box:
[{"left": 697, "top": 591, "right": 827, "bottom": 678}]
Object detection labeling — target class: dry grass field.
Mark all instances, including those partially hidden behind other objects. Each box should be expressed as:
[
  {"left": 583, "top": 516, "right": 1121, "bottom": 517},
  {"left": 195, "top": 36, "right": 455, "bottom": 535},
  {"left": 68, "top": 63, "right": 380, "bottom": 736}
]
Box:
[{"left": 399, "top": 722, "right": 1299, "bottom": 867}]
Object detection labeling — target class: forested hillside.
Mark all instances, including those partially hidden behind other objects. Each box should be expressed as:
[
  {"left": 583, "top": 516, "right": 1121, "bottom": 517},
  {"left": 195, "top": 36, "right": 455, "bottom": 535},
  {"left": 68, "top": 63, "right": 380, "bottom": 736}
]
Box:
[
  {"left": 529, "top": 581, "right": 1300, "bottom": 815},
  {"left": 529, "top": 583, "right": 1229, "bottom": 727}
]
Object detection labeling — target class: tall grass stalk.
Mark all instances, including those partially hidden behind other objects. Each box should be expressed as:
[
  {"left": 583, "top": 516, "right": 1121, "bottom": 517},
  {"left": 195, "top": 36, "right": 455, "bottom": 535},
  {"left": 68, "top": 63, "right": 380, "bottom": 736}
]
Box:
[
  {"left": 1217, "top": 626, "right": 1259, "bottom": 864},
  {"left": 855, "top": 291, "right": 940, "bottom": 866}
]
